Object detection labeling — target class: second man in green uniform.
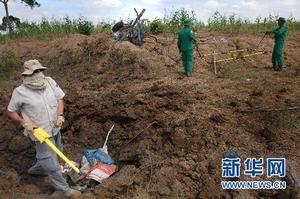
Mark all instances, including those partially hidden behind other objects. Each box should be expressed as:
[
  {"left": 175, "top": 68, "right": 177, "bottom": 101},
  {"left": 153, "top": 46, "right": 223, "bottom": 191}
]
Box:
[
  {"left": 266, "top": 17, "right": 288, "bottom": 71},
  {"left": 177, "top": 19, "right": 196, "bottom": 77}
]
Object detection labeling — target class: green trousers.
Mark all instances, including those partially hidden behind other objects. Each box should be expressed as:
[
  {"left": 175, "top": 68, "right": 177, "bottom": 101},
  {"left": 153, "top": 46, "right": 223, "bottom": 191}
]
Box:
[
  {"left": 181, "top": 50, "right": 193, "bottom": 76},
  {"left": 272, "top": 43, "right": 284, "bottom": 70}
]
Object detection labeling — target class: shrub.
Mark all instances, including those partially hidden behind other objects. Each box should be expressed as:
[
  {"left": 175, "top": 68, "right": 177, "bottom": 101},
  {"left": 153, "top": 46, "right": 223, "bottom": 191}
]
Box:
[
  {"left": 0, "top": 50, "right": 16, "bottom": 75},
  {"left": 108, "top": 47, "right": 137, "bottom": 66},
  {"left": 95, "top": 22, "right": 111, "bottom": 33},
  {"left": 59, "top": 50, "right": 78, "bottom": 66},
  {"left": 77, "top": 17, "right": 94, "bottom": 35},
  {"left": 149, "top": 19, "right": 165, "bottom": 33},
  {"left": 165, "top": 8, "right": 197, "bottom": 33}
]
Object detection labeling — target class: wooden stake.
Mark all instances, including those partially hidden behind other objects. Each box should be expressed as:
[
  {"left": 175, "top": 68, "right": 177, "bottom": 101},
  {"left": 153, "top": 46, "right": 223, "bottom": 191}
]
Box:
[{"left": 213, "top": 50, "right": 217, "bottom": 74}]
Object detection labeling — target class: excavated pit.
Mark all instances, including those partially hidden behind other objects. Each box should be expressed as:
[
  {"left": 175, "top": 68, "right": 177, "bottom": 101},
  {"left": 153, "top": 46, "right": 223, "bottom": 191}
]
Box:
[{"left": 0, "top": 31, "right": 299, "bottom": 198}]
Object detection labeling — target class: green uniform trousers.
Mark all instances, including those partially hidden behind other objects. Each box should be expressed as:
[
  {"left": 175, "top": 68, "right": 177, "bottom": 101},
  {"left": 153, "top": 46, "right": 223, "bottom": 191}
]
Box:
[
  {"left": 272, "top": 43, "right": 284, "bottom": 70},
  {"left": 181, "top": 50, "right": 193, "bottom": 75}
]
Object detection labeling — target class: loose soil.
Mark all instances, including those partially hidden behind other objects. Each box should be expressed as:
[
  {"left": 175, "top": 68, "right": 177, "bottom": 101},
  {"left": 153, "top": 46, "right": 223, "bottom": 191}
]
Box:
[{"left": 0, "top": 31, "right": 299, "bottom": 199}]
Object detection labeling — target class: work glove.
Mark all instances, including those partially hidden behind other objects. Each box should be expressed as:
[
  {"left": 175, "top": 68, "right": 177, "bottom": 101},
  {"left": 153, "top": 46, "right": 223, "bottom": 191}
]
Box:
[
  {"left": 55, "top": 115, "right": 65, "bottom": 128},
  {"left": 21, "top": 120, "right": 37, "bottom": 132}
]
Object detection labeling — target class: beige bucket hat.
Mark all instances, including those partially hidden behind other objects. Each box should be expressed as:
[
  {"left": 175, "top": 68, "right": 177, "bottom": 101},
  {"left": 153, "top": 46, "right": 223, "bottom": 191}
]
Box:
[{"left": 22, "top": 59, "right": 47, "bottom": 76}]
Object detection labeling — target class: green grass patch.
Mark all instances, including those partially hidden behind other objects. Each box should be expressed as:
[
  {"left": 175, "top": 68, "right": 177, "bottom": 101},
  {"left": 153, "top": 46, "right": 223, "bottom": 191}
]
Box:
[
  {"left": 0, "top": 50, "right": 19, "bottom": 77},
  {"left": 206, "top": 11, "right": 300, "bottom": 35},
  {"left": 0, "top": 9, "right": 299, "bottom": 42},
  {"left": 0, "top": 17, "right": 109, "bottom": 42},
  {"left": 47, "top": 49, "right": 79, "bottom": 77},
  {"left": 0, "top": 80, "right": 18, "bottom": 89},
  {"left": 218, "top": 64, "right": 280, "bottom": 90}
]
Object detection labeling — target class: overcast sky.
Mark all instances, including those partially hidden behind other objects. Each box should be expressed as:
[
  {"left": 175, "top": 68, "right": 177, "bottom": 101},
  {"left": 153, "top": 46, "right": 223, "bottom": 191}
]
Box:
[{"left": 1, "top": 0, "right": 299, "bottom": 24}]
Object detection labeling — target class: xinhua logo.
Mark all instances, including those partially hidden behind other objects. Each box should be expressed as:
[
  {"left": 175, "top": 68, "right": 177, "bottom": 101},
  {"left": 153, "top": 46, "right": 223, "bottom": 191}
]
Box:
[{"left": 221, "top": 157, "right": 286, "bottom": 190}]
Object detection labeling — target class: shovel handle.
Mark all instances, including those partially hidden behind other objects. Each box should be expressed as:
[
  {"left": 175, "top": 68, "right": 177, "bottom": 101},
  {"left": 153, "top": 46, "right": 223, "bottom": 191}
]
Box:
[
  {"left": 45, "top": 139, "right": 80, "bottom": 174},
  {"left": 32, "top": 128, "right": 80, "bottom": 174}
]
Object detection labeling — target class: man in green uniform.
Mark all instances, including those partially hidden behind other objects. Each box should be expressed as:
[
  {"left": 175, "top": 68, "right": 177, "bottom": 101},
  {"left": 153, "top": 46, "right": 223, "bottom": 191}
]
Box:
[
  {"left": 266, "top": 17, "right": 288, "bottom": 71},
  {"left": 177, "top": 19, "right": 196, "bottom": 76}
]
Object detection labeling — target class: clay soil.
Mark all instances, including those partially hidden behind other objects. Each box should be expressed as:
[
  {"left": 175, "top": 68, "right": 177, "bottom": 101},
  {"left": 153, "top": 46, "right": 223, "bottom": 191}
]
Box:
[{"left": 0, "top": 31, "right": 299, "bottom": 199}]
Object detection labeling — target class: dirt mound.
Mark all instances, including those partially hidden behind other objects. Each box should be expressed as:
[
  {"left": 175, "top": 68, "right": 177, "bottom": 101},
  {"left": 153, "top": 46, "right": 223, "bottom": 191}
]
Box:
[{"left": 0, "top": 31, "right": 299, "bottom": 198}]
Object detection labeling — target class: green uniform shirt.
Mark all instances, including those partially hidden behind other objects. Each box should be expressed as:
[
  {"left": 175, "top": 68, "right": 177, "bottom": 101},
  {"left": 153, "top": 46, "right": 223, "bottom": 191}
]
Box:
[
  {"left": 272, "top": 25, "right": 288, "bottom": 46},
  {"left": 177, "top": 27, "right": 195, "bottom": 51},
  {"left": 271, "top": 24, "right": 288, "bottom": 69}
]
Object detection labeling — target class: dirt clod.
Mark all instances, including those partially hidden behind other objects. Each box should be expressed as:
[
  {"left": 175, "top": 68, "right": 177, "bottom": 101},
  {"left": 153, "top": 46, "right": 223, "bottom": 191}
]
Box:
[
  {"left": 259, "top": 127, "right": 273, "bottom": 140},
  {"left": 0, "top": 31, "right": 299, "bottom": 198},
  {"left": 8, "top": 135, "right": 32, "bottom": 153}
]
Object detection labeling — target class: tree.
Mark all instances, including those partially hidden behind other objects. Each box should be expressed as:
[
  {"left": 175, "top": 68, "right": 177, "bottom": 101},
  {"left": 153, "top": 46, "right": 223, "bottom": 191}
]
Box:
[
  {"left": 0, "top": 0, "right": 40, "bottom": 32},
  {"left": 0, "top": 15, "right": 20, "bottom": 30}
]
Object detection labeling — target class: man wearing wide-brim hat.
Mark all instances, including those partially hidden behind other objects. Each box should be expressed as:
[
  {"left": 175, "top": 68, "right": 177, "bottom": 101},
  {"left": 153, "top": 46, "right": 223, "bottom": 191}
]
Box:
[
  {"left": 266, "top": 17, "right": 288, "bottom": 71},
  {"left": 6, "top": 60, "right": 80, "bottom": 197}
]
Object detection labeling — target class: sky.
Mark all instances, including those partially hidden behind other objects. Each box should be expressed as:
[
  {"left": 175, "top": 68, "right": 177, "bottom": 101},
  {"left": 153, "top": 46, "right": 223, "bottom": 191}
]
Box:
[{"left": 1, "top": 0, "right": 299, "bottom": 24}]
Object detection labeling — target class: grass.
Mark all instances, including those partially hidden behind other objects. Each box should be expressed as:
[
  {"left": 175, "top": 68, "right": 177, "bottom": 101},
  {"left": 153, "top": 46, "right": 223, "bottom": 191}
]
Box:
[
  {"left": 47, "top": 49, "right": 79, "bottom": 77},
  {"left": 0, "top": 9, "right": 299, "bottom": 42},
  {"left": 0, "top": 81, "right": 17, "bottom": 89},
  {"left": 0, "top": 50, "right": 20, "bottom": 88},
  {"left": 106, "top": 46, "right": 151, "bottom": 71},
  {"left": 0, "top": 17, "right": 108, "bottom": 42},
  {"left": 107, "top": 47, "right": 136, "bottom": 66},
  {"left": 0, "top": 50, "right": 19, "bottom": 77},
  {"left": 218, "top": 63, "right": 294, "bottom": 92},
  {"left": 206, "top": 11, "right": 300, "bottom": 35}
]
